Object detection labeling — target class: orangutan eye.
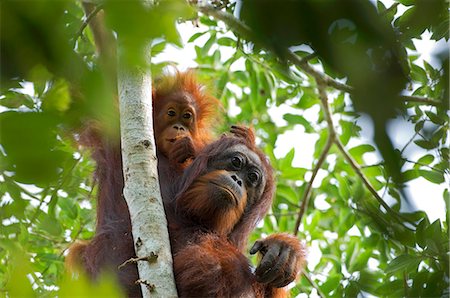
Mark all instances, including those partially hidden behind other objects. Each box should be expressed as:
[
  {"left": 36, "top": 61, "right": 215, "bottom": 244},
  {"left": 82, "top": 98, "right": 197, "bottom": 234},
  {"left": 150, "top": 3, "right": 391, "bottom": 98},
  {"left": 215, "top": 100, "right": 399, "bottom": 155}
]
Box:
[
  {"left": 168, "top": 109, "right": 176, "bottom": 117},
  {"left": 183, "top": 112, "right": 192, "bottom": 119},
  {"left": 231, "top": 156, "right": 243, "bottom": 169},
  {"left": 248, "top": 172, "right": 259, "bottom": 184}
]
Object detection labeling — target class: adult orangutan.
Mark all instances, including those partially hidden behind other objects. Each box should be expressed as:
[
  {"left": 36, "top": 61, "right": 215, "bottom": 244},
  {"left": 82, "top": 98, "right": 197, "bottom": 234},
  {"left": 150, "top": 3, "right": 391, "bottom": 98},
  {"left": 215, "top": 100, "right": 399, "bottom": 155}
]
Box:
[
  {"left": 66, "top": 70, "right": 220, "bottom": 297},
  {"left": 165, "top": 127, "right": 306, "bottom": 297}
]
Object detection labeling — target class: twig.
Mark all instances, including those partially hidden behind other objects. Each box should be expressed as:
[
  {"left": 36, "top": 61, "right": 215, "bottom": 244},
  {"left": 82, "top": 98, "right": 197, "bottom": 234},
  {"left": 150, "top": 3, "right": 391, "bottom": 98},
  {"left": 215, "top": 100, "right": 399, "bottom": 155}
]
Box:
[
  {"left": 118, "top": 253, "right": 158, "bottom": 270},
  {"left": 334, "top": 137, "right": 417, "bottom": 226},
  {"left": 301, "top": 268, "right": 326, "bottom": 298},
  {"left": 33, "top": 222, "right": 86, "bottom": 288},
  {"left": 403, "top": 270, "right": 409, "bottom": 298},
  {"left": 197, "top": 4, "right": 255, "bottom": 41},
  {"left": 285, "top": 50, "right": 442, "bottom": 106},
  {"left": 74, "top": 3, "right": 104, "bottom": 42},
  {"left": 293, "top": 135, "right": 333, "bottom": 236},
  {"left": 268, "top": 211, "right": 302, "bottom": 217},
  {"left": 135, "top": 279, "right": 156, "bottom": 292},
  {"left": 2, "top": 175, "right": 41, "bottom": 201},
  {"left": 403, "top": 158, "right": 446, "bottom": 173},
  {"left": 400, "top": 95, "right": 442, "bottom": 106}
]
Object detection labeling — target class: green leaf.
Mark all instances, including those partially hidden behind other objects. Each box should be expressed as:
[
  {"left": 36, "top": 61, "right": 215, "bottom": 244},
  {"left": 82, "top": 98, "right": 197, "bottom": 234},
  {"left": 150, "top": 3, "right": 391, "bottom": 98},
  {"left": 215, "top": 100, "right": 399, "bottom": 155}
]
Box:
[
  {"left": 297, "top": 89, "right": 319, "bottom": 109},
  {"left": 58, "top": 198, "right": 78, "bottom": 220},
  {"left": 279, "top": 148, "right": 295, "bottom": 169},
  {"left": 415, "top": 120, "right": 424, "bottom": 132},
  {"left": 416, "top": 217, "right": 430, "bottom": 249},
  {"left": 419, "top": 169, "right": 445, "bottom": 184},
  {"left": 348, "top": 144, "right": 375, "bottom": 163},
  {"left": 217, "top": 37, "right": 235, "bottom": 47},
  {"left": 150, "top": 41, "right": 166, "bottom": 56},
  {"left": 201, "top": 32, "right": 216, "bottom": 56},
  {"left": 352, "top": 180, "right": 365, "bottom": 201},
  {"left": 38, "top": 213, "right": 63, "bottom": 237},
  {"left": 283, "top": 114, "right": 314, "bottom": 133},
  {"left": 336, "top": 175, "right": 350, "bottom": 199},
  {"left": 345, "top": 240, "right": 359, "bottom": 270},
  {"left": 280, "top": 167, "right": 307, "bottom": 180},
  {"left": 187, "top": 31, "right": 206, "bottom": 43},
  {"left": 339, "top": 120, "right": 355, "bottom": 145},
  {"left": 411, "top": 64, "right": 428, "bottom": 83},
  {"left": 5, "top": 251, "right": 34, "bottom": 297},
  {"left": 42, "top": 79, "right": 71, "bottom": 112},
  {"left": 385, "top": 254, "right": 420, "bottom": 275},
  {"left": 59, "top": 271, "right": 124, "bottom": 298},
  {"left": 0, "top": 91, "right": 34, "bottom": 109},
  {"left": 0, "top": 111, "right": 72, "bottom": 184},
  {"left": 426, "top": 219, "right": 443, "bottom": 239},
  {"left": 401, "top": 169, "right": 419, "bottom": 182},
  {"left": 417, "top": 154, "right": 435, "bottom": 165},
  {"left": 414, "top": 139, "right": 437, "bottom": 150},
  {"left": 425, "top": 111, "right": 445, "bottom": 125},
  {"left": 276, "top": 185, "right": 298, "bottom": 204},
  {"left": 320, "top": 274, "right": 341, "bottom": 294},
  {"left": 397, "top": 0, "right": 415, "bottom": 6}
]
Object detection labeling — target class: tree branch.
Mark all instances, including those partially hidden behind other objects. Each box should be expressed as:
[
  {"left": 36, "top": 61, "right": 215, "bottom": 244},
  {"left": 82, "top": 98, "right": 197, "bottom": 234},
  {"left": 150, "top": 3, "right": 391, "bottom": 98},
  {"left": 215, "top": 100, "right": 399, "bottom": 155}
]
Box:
[
  {"left": 301, "top": 268, "right": 326, "bottom": 298},
  {"left": 316, "top": 81, "right": 417, "bottom": 226},
  {"left": 74, "top": 3, "right": 104, "bottom": 42},
  {"left": 197, "top": 4, "right": 442, "bottom": 107},
  {"left": 400, "top": 95, "right": 443, "bottom": 106},
  {"left": 293, "top": 135, "right": 333, "bottom": 236}
]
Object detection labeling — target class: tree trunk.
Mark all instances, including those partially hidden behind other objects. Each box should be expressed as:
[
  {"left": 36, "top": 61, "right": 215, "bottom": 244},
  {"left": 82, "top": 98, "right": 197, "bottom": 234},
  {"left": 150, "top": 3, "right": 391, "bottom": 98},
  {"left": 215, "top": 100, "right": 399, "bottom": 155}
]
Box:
[{"left": 117, "top": 42, "right": 178, "bottom": 297}]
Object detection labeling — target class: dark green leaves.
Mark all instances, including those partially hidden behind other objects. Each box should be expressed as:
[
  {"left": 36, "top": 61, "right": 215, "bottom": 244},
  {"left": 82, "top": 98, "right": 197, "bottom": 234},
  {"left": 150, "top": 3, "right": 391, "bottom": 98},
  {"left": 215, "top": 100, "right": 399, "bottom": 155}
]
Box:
[
  {"left": 0, "top": 111, "right": 72, "bottom": 184},
  {"left": 385, "top": 254, "right": 420, "bottom": 275}
]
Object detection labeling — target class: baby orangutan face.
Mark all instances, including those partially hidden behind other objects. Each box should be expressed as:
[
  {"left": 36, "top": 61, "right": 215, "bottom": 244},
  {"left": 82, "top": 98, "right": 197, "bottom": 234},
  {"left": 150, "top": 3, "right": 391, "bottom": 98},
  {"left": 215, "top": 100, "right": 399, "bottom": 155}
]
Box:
[{"left": 154, "top": 91, "right": 198, "bottom": 161}]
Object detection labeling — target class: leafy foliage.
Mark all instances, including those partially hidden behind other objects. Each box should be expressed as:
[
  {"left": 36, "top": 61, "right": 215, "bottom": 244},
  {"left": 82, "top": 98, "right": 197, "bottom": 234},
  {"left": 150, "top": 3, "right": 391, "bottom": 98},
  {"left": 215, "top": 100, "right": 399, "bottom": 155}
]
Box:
[{"left": 0, "top": 0, "right": 448, "bottom": 296}]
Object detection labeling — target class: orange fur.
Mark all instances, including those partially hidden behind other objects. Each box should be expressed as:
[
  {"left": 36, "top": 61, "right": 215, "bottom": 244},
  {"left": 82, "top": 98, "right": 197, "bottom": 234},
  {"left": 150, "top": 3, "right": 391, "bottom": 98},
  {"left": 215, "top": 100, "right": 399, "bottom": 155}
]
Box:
[
  {"left": 153, "top": 70, "right": 221, "bottom": 147},
  {"left": 65, "top": 240, "right": 89, "bottom": 273},
  {"left": 178, "top": 170, "right": 248, "bottom": 235}
]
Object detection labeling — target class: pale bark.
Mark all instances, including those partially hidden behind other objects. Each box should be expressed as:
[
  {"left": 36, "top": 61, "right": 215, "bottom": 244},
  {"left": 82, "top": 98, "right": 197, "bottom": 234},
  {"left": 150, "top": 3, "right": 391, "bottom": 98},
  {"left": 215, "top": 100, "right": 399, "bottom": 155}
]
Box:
[{"left": 117, "top": 43, "right": 178, "bottom": 297}]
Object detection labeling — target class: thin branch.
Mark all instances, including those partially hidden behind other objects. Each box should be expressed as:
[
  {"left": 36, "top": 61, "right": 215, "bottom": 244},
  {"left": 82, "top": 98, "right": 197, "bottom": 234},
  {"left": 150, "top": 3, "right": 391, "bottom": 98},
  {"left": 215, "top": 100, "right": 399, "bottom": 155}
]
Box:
[
  {"left": 2, "top": 175, "right": 41, "bottom": 201},
  {"left": 74, "top": 3, "right": 104, "bottom": 42},
  {"left": 334, "top": 137, "right": 417, "bottom": 226},
  {"left": 32, "top": 222, "right": 86, "bottom": 288},
  {"left": 268, "top": 211, "right": 302, "bottom": 217},
  {"left": 403, "top": 270, "right": 409, "bottom": 298},
  {"left": 317, "top": 81, "right": 391, "bottom": 211},
  {"left": 118, "top": 253, "right": 158, "bottom": 270},
  {"left": 285, "top": 49, "right": 442, "bottom": 106},
  {"left": 293, "top": 135, "right": 333, "bottom": 236},
  {"left": 135, "top": 279, "right": 156, "bottom": 293},
  {"left": 301, "top": 268, "right": 326, "bottom": 298},
  {"left": 403, "top": 159, "right": 446, "bottom": 173},
  {"left": 197, "top": 4, "right": 255, "bottom": 41},
  {"left": 400, "top": 95, "right": 442, "bottom": 106},
  {"left": 316, "top": 81, "right": 418, "bottom": 226},
  {"left": 334, "top": 137, "right": 389, "bottom": 210}
]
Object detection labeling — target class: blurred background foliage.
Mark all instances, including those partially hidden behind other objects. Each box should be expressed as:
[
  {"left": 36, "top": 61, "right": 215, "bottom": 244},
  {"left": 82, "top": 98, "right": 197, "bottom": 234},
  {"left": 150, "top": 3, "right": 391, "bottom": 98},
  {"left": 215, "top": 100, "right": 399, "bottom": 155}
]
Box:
[{"left": 0, "top": 0, "right": 448, "bottom": 297}]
